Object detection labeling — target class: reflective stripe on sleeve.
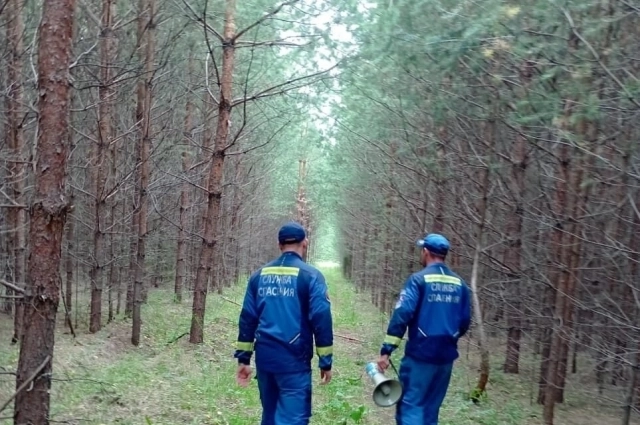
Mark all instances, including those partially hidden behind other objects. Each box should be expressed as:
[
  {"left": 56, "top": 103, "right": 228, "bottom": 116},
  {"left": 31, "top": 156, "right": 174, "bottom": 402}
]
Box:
[
  {"left": 316, "top": 346, "right": 333, "bottom": 356},
  {"left": 236, "top": 341, "right": 254, "bottom": 351},
  {"left": 383, "top": 335, "right": 402, "bottom": 346}
]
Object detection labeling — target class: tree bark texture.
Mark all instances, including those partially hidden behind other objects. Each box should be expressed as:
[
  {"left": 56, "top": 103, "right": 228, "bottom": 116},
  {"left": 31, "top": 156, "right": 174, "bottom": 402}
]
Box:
[
  {"left": 432, "top": 127, "right": 446, "bottom": 233},
  {"left": 502, "top": 60, "right": 532, "bottom": 374},
  {"left": 132, "top": 0, "right": 155, "bottom": 346},
  {"left": 469, "top": 117, "right": 495, "bottom": 401},
  {"left": 538, "top": 105, "right": 571, "bottom": 407},
  {"left": 64, "top": 188, "right": 75, "bottom": 330},
  {"left": 190, "top": 0, "right": 237, "bottom": 344},
  {"left": 551, "top": 122, "right": 596, "bottom": 405},
  {"left": 89, "top": 0, "right": 117, "bottom": 334},
  {"left": 13, "top": 0, "right": 75, "bottom": 422},
  {"left": 174, "top": 52, "right": 193, "bottom": 303},
  {"left": 296, "top": 159, "right": 309, "bottom": 261},
  {"left": 5, "top": 0, "right": 27, "bottom": 345}
]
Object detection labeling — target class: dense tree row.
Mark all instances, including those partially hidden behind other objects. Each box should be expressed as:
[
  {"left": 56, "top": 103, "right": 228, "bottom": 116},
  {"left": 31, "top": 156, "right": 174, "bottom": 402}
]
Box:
[
  {"left": 332, "top": 1, "right": 640, "bottom": 424},
  {"left": 0, "top": 0, "right": 341, "bottom": 421}
]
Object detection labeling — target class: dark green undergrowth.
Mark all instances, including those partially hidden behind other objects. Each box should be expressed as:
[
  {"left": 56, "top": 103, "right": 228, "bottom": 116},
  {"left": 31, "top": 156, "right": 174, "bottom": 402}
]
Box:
[{"left": 0, "top": 267, "right": 632, "bottom": 424}]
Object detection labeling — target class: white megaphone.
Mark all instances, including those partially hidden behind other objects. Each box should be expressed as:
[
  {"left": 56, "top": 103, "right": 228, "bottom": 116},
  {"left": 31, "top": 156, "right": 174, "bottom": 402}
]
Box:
[{"left": 365, "top": 362, "right": 403, "bottom": 407}]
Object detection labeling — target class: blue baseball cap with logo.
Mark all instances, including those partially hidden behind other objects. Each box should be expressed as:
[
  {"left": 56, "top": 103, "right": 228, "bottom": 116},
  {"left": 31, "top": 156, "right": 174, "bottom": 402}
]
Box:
[
  {"left": 416, "top": 233, "right": 450, "bottom": 256},
  {"left": 278, "top": 221, "right": 306, "bottom": 244}
]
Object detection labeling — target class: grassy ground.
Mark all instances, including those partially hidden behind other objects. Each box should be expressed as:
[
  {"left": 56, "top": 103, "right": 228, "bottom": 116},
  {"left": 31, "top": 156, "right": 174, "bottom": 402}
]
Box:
[{"left": 0, "top": 266, "right": 637, "bottom": 424}]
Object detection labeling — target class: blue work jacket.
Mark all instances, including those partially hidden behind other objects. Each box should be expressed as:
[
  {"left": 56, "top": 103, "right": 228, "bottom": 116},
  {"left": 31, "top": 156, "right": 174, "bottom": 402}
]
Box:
[
  {"left": 381, "top": 262, "right": 472, "bottom": 364},
  {"left": 234, "top": 251, "right": 333, "bottom": 373}
]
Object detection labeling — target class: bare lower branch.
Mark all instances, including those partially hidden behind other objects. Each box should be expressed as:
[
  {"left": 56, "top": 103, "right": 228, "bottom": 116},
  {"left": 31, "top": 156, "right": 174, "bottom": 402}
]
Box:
[
  {"left": 231, "top": 63, "right": 340, "bottom": 107},
  {"left": 0, "top": 355, "right": 51, "bottom": 414},
  {"left": 226, "top": 118, "right": 292, "bottom": 154},
  {"left": 179, "top": 0, "right": 223, "bottom": 41},
  {"left": 0, "top": 204, "right": 27, "bottom": 208},
  {"left": 0, "top": 279, "right": 25, "bottom": 294},
  {"left": 233, "top": 0, "right": 300, "bottom": 41},
  {"left": 202, "top": 0, "right": 222, "bottom": 88},
  {"left": 69, "top": 40, "right": 99, "bottom": 69},
  {"left": 236, "top": 40, "right": 311, "bottom": 48},
  {"left": 77, "top": 0, "right": 101, "bottom": 26}
]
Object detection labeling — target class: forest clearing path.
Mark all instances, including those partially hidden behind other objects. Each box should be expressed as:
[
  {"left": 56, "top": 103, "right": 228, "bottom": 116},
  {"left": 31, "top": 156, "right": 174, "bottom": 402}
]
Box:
[{"left": 0, "top": 265, "right": 632, "bottom": 424}]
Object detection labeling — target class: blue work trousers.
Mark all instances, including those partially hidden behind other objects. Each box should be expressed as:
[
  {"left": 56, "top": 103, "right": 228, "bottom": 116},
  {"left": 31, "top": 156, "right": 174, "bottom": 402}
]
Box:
[
  {"left": 256, "top": 369, "right": 312, "bottom": 425},
  {"left": 395, "top": 356, "right": 453, "bottom": 425}
]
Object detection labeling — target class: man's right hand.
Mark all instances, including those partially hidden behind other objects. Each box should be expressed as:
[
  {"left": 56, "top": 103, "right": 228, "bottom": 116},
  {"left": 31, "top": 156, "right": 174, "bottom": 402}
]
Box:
[
  {"left": 320, "top": 369, "right": 332, "bottom": 385},
  {"left": 377, "top": 355, "right": 390, "bottom": 373}
]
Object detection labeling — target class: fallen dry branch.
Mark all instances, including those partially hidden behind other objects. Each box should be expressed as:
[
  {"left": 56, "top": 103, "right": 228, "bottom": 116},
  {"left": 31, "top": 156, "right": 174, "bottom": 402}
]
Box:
[
  {"left": 166, "top": 332, "right": 189, "bottom": 345},
  {"left": 335, "top": 333, "right": 365, "bottom": 344},
  {"left": 221, "top": 296, "right": 242, "bottom": 307}
]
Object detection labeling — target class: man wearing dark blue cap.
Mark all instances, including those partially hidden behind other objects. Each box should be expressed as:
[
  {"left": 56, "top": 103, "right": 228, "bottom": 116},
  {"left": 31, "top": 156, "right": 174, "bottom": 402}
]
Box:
[
  {"left": 376, "top": 233, "right": 472, "bottom": 425},
  {"left": 234, "top": 221, "right": 334, "bottom": 425}
]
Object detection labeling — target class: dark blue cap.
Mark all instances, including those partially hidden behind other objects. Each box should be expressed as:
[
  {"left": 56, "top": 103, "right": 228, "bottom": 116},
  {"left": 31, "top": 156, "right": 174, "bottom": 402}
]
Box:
[
  {"left": 416, "top": 233, "right": 450, "bottom": 256},
  {"left": 278, "top": 222, "right": 306, "bottom": 244}
]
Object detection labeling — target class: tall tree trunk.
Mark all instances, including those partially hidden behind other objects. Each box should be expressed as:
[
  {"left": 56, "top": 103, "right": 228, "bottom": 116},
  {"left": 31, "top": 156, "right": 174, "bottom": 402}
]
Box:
[
  {"left": 65, "top": 188, "right": 75, "bottom": 329},
  {"left": 6, "top": 0, "right": 27, "bottom": 345},
  {"left": 622, "top": 194, "right": 640, "bottom": 424},
  {"left": 174, "top": 53, "right": 193, "bottom": 303},
  {"left": 538, "top": 108, "right": 571, "bottom": 406},
  {"left": 469, "top": 116, "right": 495, "bottom": 403},
  {"left": 193, "top": 69, "right": 215, "bottom": 292},
  {"left": 622, "top": 345, "right": 640, "bottom": 425},
  {"left": 360, "top": 224, "right": 370, "bottom": 293},
  {"left": 13, "top": 0, "right": 75, "bottom": 421},
  {"left": 502, "top": 133, "right": 526, "bottom": 373},
  {"left": 432, "top": 128, "right": 446, "bottom": 232},
  {"left": 541, "top": 108, "right": 592, "bottom": 424},
  {"left": 296, "top": 159, "right": 309, "bottom": 261},
  {"left": 229, "top": 161, "right": 243, "bottom": 286},
  {"left": 382, "top": 144, "right": 397, "bottom": 314},
  {"left": 190, "top": 0, "right": 237, "bottom": 343},
  {"left": 90, "top": 0, "right": 117, "bottom": 333},
  {"left": 106, "top": 0, "right": 119, "bottom": 323},
  {"left": 503, "top": 60, "right": 532, "bottom": 374},
  {"left": 132, "top": 0, "right": 155, "bottom": 346},
  {"left": 552, "top": 124, "right": 595, "bottom": 404},
  {"left": 542, "top": 156, "right": 583, "bottom": 421},
  {"left": 125, "top": 194, "right": 137, "bottom": 317},
  {"left": 117, "top": 193, "right": 127, "bottom": 315}
]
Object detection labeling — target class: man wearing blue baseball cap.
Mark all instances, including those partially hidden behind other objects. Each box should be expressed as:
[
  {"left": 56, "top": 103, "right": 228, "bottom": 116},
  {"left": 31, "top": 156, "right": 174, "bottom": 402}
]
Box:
[
  {"left": 234, "top": 221, "right": 334, "bottom": 425},
  {"left": 376, "top": 233, "right": 472, "bottom": 425}
]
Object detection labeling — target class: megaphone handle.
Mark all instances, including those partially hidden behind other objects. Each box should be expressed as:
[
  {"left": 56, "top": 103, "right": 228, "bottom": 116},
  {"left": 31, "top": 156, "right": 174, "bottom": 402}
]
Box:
[{"left": 389, "top": 358, "right": 400, "bottom": 378}]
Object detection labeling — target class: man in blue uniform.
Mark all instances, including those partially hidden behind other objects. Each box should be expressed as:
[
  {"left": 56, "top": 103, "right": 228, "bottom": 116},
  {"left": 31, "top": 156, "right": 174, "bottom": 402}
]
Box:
[
  {"left": 377, "top": 233, "right": 472, "bottom": 425},
  {"left": 234, "top": 222, "right": 334, "bottom": 425}
]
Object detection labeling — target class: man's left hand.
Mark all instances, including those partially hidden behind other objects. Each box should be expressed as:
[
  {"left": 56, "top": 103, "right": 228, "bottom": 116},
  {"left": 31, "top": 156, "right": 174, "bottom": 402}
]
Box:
[
  {"left": 320, "top": 369, "right": 332, "bottom": 385},
  {"left": 236, "top": 364, "right": 253, "bottom": 387}
]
